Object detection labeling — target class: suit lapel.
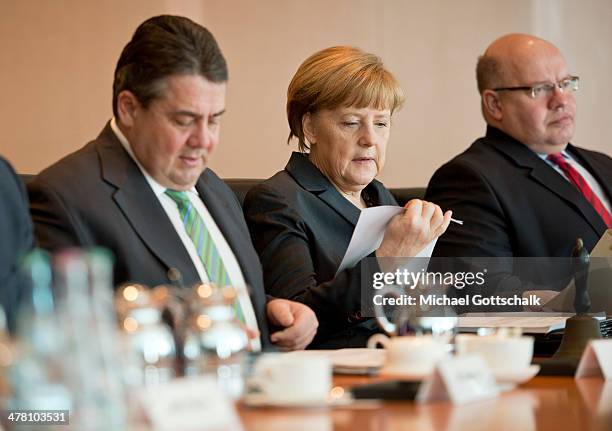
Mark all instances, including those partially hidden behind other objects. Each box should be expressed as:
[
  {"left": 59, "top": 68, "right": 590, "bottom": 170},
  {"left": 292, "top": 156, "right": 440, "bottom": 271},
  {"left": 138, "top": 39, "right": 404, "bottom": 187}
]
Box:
[
  {"left": 487, "top": 127, "right": 607, "bottom": 234},
  {"left": 317, "top": 189, "right": 361, "bottom": 226},
  {"left": 285, "top": 152, "right": 360, "bottom": 227},
  {"left": 95, "top": 124, "right": 200, "bottom": 283}
]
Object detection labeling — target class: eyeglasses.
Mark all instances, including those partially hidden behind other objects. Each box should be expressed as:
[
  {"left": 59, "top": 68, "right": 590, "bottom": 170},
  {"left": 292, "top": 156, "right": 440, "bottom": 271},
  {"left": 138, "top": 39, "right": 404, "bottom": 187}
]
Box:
[{"left": 492, "top": 75, "right": 580, "bottom": 99}]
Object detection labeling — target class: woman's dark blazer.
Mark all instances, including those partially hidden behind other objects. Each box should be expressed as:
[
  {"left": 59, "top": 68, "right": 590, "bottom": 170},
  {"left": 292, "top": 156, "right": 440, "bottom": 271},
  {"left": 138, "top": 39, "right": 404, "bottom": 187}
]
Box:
[{"left": 243, "top": 152, "right": 398, "bottom": 348}]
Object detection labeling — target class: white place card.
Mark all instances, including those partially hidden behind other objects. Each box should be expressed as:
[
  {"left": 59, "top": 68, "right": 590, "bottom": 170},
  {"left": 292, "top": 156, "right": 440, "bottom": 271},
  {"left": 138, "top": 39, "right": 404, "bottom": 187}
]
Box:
[
  {"left": 417, "top": 355, "right": 499, "bottom": 405},
  {"left": 136, "top": 376, "right": 243, "bottom": 431},
  {"left": 576, "top": 339, "right": 612, "bottom": 379},
  {"left": 576, "top": 378, "right": 612, "bottom": 418}
]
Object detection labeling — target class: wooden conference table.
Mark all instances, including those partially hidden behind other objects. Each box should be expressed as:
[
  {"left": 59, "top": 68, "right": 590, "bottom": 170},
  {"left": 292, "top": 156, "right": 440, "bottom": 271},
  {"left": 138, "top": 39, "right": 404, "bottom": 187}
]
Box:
[{"left": 238, "top": 375, "right": 612, "bottom": 431}]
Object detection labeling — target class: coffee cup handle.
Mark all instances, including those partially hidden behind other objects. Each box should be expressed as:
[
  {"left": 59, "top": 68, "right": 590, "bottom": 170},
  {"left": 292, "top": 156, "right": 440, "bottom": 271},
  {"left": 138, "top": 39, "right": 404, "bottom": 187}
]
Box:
[
  {"left": 373, "top": 286, "right": 406, "bottom": 335},
  {"left": 367, "top": 333, "right": 391, "bottom": 349}
]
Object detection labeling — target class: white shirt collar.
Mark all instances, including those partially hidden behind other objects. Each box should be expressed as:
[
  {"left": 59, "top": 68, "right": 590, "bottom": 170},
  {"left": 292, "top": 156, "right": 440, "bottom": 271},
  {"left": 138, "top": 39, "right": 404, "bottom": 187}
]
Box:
[
  {"left": 110, "top": 117, "right": 199, "bottom": 197},
  {"left": 535, "top": 149, "right": 570, "bottom": 161}
]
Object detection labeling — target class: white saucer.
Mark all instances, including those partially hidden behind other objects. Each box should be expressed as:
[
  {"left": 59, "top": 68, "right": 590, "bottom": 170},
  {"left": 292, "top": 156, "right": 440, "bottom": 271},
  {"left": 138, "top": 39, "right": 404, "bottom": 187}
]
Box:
[
  {"left": 241, "top": 393, "right": 353, "bottom": 408},
  {"left": 377, "top": 367, "right": 432, "bottom": 381},
  {"left": 378, "top": 364, "right": 540, "bottom": 386},
  {"left": 492, "top": 364, "right": 540, "bottom": 385}
]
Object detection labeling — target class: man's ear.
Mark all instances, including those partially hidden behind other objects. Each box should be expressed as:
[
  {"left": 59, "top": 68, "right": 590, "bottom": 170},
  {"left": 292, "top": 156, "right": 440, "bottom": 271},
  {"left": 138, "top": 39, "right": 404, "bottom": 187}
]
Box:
[
  {"left": 482, "top": 90, "right": 503, "bottom": 121},
  {"left": 302, "top": 112, "right": 316, "bottom": 145},
  {"left": 116, "top": 90, "right": 139, "bottom": 128}
]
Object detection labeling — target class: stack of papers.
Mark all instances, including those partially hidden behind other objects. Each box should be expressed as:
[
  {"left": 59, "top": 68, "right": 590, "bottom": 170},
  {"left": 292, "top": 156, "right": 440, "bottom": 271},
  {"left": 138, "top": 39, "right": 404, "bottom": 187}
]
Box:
[{"left": 458, "top": 312, "right": 606, "bottom": 334}]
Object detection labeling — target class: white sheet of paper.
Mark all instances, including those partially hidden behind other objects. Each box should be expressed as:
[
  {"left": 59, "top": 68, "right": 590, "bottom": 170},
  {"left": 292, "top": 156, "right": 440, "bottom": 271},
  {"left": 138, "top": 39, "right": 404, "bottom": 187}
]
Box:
[
  {"left": 336, "top": 205, "right": 437, "bottom": 275},
  {"left": 591, "top": 229, "right": 612, "bottom": 257},
  {"left": 417, "top": 355, "right": 499, "bottom": 405},
  {"left": 575, "top": 339, "right": 612, "bottom": 379},
  {"left": 137, "top": 376, "right": 243, "bottom": 431}
]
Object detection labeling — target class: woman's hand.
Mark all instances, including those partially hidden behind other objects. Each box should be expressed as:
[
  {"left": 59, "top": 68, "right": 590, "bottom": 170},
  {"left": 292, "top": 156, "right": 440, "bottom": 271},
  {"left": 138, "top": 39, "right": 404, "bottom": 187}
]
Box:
[{"left": 376, "top": 199, "right": 451, "bottom": 258}]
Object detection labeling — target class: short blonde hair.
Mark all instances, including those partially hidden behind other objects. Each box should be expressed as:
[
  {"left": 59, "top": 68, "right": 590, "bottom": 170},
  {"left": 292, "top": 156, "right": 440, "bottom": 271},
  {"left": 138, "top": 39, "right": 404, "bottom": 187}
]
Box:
[{"left": 287, "top": 46, "right": 404, "bottom": 152}]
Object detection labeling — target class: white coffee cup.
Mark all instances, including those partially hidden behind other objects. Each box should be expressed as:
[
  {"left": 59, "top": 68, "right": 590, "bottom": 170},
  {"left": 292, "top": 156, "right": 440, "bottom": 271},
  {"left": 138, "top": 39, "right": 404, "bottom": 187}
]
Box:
[
  {"left": 250, "top": 354, "right": 331, "bottom": 403},
  {"left": 454, "top": 334, "right": 534, "bottom": 373},
  {"left": 367, "top": 334, "right": 448, "bottom": 376}
]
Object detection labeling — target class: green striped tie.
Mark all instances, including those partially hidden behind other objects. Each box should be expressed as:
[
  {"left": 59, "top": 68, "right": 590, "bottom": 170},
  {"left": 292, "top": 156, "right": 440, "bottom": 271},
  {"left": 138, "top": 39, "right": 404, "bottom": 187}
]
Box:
[{"left": 165, "top": 189, "right": 245, "bottom": 323}]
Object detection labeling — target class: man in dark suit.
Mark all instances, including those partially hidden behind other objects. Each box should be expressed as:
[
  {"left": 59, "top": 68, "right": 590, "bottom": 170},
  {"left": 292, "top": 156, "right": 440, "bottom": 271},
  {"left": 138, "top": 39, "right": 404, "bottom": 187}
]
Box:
[
  {"left": 426, "top": 34, "right": 612, "bottom": 300},
  {"left": 0, "top": 156, "right": 34, "bottom": 332},
  {"left": 28, "top": 15, "right": 317, "bottom": 351}
]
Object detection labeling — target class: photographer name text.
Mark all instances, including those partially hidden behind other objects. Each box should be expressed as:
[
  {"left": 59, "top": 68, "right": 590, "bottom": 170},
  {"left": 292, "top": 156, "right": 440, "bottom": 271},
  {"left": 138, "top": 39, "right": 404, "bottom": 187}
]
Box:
[{"left": 372, "top": 293, "right": 541, "bottom": 307}]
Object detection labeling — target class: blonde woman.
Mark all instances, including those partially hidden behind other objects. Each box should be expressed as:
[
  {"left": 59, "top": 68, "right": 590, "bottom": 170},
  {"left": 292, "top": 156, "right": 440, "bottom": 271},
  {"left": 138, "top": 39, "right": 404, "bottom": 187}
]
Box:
[{"left": 244, "top": 46, "right": 451, "bottom": 348}]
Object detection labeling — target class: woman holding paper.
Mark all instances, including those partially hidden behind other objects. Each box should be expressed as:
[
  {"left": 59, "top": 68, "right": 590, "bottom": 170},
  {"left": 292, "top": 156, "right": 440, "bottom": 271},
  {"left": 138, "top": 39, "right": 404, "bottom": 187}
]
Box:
[{"left": 243, "top": 46, "right": 451, "bottom": 348}]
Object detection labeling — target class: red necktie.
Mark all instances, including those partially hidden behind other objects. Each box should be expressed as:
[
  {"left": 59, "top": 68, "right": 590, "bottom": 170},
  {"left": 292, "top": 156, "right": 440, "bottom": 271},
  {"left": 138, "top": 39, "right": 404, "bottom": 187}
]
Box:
[{"left": 547, "top": 153, "right": 612, "bottom": 228}]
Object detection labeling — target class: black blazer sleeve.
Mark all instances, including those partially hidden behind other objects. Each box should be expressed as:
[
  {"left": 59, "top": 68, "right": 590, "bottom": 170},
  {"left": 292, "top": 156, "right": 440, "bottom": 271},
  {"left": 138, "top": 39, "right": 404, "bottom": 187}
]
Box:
[
  {"left": 244, "top": 182, "right": 380, "bottom": 325},
  {"left": 0, "top": 157, "right": 34, "bottom": 331}
]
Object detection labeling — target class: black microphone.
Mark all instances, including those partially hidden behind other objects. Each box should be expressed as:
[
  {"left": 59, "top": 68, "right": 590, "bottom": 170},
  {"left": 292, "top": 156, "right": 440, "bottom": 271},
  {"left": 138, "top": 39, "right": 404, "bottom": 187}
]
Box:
[{"left": 571, "top": 238, "right": 591, "bottom": 314}]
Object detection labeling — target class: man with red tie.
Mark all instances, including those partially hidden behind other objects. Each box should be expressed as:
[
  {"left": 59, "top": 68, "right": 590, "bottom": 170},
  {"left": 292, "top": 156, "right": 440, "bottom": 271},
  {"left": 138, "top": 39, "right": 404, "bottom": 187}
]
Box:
[{"left": 426, "top": 34, "right": 612, "bottom": 300}]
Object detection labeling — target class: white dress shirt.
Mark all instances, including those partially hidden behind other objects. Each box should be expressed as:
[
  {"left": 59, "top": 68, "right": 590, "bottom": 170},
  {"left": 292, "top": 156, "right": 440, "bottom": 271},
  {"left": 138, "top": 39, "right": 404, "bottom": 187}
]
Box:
[{"left": 110, "top": 118, "right": 261, "bottom": 351}]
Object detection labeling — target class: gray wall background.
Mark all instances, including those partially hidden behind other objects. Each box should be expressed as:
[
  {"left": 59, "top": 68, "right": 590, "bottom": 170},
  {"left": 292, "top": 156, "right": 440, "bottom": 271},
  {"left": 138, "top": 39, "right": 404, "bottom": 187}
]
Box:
[{"left": 1, "top": 0, "right": 610, "bottom": 187}]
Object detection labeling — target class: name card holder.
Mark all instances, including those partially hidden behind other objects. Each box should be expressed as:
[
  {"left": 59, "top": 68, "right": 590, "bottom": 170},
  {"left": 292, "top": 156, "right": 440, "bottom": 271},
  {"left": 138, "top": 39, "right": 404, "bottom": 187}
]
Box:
[
  {"left": 417, "top": 355, "right": 499, "bottom": 405},
  {"left": 575, "top": 339, "right": 612, "bottom": 379},
  {"left": 136, "top": 376, "right": 243, "bottom": 431}
]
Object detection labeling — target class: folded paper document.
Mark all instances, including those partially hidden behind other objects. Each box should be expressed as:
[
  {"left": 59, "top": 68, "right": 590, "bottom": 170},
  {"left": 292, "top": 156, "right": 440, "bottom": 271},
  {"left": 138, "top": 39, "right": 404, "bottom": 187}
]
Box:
[{"left": 458, "top": 312, "right": 606, "bottom": 334}]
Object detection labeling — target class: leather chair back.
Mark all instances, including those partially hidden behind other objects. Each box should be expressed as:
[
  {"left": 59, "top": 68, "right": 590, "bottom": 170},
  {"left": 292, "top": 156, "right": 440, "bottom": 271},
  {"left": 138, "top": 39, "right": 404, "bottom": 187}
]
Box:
[
  {"left": 20, "top": 173, "right": 425, "bottom": 207},
  {"left": 224, "top": 178, "right": 425, "bottom": 207},
  {"left": 20, "top": 174, "right": 35, "bottom": 184},
  {"left": 389, "top": 187, "right": 426, "bottom": 206},
  {"left": 224, "top": 178, "right": 263, "bottom": 207}
]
